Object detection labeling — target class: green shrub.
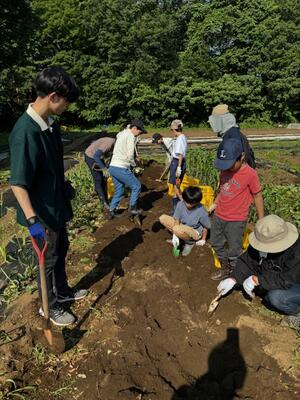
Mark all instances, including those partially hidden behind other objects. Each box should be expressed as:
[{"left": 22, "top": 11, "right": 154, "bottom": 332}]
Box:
[
  {"left": 186, "top": 147, "right": 219, "bottom": 191},
  {"left": 67, "top": 159, "right": 103, "bottom": 230},
  {"left": 250, "top": 184, "right": 300, "bottom": 230}
]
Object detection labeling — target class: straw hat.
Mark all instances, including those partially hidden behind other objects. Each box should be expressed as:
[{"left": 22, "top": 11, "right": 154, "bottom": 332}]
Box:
[
  {"left": 249, "top": 215, "right": 299, "bottom": 253},
  {"left": 212, "top": 104, "right": 229, "bottom": 115}
]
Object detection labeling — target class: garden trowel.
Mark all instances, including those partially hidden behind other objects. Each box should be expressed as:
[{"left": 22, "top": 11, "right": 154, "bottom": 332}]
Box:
[{"left": 207, "top": 290, "right": 225, "bottom": 317}]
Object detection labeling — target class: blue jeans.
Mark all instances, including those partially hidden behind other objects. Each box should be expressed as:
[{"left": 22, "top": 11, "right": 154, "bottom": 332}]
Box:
[
  {"left": 84, "top": 154, "right": 108, "bottom": 204},
  {"left": 108, "top": 166, "right": 141, "bottom": 211},
  {"left": 265, "top": 284, "right": 300, "bottom": 315}
]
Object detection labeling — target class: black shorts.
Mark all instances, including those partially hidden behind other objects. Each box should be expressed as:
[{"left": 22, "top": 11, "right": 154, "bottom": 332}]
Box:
[{"left": 169, "top": 158, "right": 186, "bottom": 185}]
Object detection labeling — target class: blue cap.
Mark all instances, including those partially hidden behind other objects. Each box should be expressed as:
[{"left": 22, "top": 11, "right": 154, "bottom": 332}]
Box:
[{"left": 214, "top": 138, "right": 243, "bottom": 170}]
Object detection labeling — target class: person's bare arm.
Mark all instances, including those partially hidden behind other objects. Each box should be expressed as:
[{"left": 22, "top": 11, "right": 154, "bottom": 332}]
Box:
[
  {"left": 178, "top": 154, "right": 183, "bottom": 168},
  {"left": 201, "top": 227, "right": 208, "bottom": 241},
  {"left": 253, "top": 191, "right": 264, "bottom": 220},
  {"left": 174, "top": 185, "right": 182, "bottom": 200},
  {"left": 11, "top": 185, "right": 36, "bottom": 219}
]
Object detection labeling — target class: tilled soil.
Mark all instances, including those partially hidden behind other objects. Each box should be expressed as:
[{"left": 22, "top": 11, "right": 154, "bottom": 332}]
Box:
[{"left": 1, "top": 164, "right": 300, "bottom": 399}]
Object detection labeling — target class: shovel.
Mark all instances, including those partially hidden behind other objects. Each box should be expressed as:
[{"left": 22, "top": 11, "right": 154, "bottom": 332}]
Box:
[
  {"left": 31, "top": 238, "right": 65, "bottom": 352},
  {"left": 31, "top": 238, "right": 53, "bottom": 345},
  {"left": 207, "top": 290, "right": 224, "bottom": 317}
]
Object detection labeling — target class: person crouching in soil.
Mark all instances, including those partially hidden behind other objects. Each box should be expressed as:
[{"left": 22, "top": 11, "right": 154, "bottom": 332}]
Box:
[
  {"left": 216, "top": 215, "right": 300, "bottom": 328},
  {"left": 159, "top": 186, "right": 211, "bottom": 257}
]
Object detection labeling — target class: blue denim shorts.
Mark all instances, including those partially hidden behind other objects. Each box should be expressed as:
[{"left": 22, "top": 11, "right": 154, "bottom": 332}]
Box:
[{"left": 169, "top": 158, "right": 186, "bottom": 185}]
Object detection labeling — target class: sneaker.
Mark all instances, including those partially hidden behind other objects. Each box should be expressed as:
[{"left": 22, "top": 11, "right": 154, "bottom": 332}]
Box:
[
  {"left": 57, "top": 289, "right": 88, "bottom": 303},
  {"left": 182, "top": 244, "right": 194, "bottom": 257},
  {"left": 128, "top": 206, "right": 143, "bottom": 217},
  {"left": 281, "top": 314, "right": 300, "bottom": 328},
  {"left": 210, "top": 265, "right": 233, "bottom": 281},
  {"left": 39, "top": 304, "right": 75, "bottom": 327},
  {"left": 108, "top": 209, "right": 122, "bottom": 220}
]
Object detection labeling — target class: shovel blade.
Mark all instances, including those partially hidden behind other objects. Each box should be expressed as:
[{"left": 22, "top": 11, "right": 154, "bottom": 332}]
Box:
[
  {"left": 207, "top": 292, "right": 224, "bottom": 317},
  {"left": 43, "top": 328, "right": 53, "bottom": 346}
]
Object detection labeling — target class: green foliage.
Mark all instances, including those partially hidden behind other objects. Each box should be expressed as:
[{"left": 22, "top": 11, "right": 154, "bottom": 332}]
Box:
[
  {"left": 0, "top": 379, "right": 36, "bottom": 400},
  {"left": 186, "top": 147, "right": 219, "bottom": 191},
  {"left": 1, "top": 0, "right": 300, "bottom": 127},
  {"left": 0, "top": 1, "right": 37, "bottom": 127},
  {"left": 250, "top": 184, "right": 300, "bottom": 229},
  {"left": 67, "top": 158, "right": 103, "bottom": 230}
]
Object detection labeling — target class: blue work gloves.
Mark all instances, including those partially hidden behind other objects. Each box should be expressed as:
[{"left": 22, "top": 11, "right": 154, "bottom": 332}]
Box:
[{"left": 27, "top": 217, "right": 46, "bottom": 240}]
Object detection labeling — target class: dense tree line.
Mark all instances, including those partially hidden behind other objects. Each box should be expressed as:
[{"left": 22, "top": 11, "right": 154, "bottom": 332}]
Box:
[{"left": 1, "top": 0, "right": 299, "bottom": 129}]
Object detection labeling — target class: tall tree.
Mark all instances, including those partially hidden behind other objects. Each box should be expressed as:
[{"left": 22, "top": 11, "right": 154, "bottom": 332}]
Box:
[{"left": 0, "top": 0, "right": 36, "bottom": 128}]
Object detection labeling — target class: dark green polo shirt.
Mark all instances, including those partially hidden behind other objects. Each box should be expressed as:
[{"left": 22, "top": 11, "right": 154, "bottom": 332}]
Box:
[{"left": 9, "top": 111, "right": 73, "bottom": 231}]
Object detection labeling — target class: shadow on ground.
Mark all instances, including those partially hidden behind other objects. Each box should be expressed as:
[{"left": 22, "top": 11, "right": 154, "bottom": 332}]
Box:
[{"left": 171, "top": 328, "right": 246, "bottom": 400}]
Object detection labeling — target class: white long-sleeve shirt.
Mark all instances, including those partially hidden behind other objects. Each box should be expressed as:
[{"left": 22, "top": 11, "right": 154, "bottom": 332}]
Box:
[{"left": 109, "top": 128, "right": 137, "bottom": 169}]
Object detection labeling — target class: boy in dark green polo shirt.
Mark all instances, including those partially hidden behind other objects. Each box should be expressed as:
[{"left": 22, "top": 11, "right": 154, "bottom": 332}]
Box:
[{"left": 9, "top": 67, "right": 87, "bottom": 326}]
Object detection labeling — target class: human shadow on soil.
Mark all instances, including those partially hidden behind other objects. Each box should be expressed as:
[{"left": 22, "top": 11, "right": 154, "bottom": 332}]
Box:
[
  {"left": 62, "top": 270, "right": 121, "bottom": 350},
  {"left": 73, "top": 227, "right": 144, "bottom": 290},
  {"left": 171, "top": 328, "right": 246, "bottom": 400},
  {"left": 63, "top": 227, "right": 144, "bottom": 349},
  {"left": 140, "top": 189, "right": 165, "bottom": 211}
]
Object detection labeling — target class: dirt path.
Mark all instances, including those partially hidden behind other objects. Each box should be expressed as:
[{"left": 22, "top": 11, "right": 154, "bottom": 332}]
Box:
[{"left": 1, "top": 164, "right": 299, "bottom": 399}]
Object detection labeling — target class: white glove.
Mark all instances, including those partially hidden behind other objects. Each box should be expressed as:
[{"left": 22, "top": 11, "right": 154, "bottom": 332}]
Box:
[
  {"left": 196, "top": 239, "right": 206, "bottom": 246},
  {"left": 207, "top": 203, "right": 216, "bottom": 213},
  {"left": 102, "top": 168, "right": 110, "bottom": 178},
  {"left": 175, "top": 166, "right": 182, "bottom": 178},
  {"left": 172, "top": 234, "right": 180, "bottom": 248},
  {"left": 217, "top": 278, "right": 236, "bottom": 296},
  {"left": 243, "top": 276, "right": 257, "bottom": 298}
]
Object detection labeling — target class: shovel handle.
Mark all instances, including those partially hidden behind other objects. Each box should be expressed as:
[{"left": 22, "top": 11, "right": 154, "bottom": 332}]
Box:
[
  {"left": 31, "top": 238, "right": 48, "bottom": 267},
  {"left": 31, "top": 238, "right": 49, "bottom": 320}
]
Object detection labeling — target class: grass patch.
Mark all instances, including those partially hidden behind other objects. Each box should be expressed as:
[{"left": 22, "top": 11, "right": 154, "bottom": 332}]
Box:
[
  {"left": 50, "top": 379, "right": 76, "bottom": 398},
  {"left": 0, "top": 379, "right": 36, "bottom": 400}
]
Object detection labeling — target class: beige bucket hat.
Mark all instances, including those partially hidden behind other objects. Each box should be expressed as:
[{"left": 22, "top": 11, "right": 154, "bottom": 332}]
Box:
[
  {"left": 170, "top": 119, "right": 183, "bottom": 130},
  {"left": 249, "top": 215, "right": 299, "bottom": 253},
  {"left": 212, "top": 104, "right": 229, "bottom": 115}
]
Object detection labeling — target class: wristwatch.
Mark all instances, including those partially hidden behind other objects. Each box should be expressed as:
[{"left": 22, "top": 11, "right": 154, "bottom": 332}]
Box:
[{"left": 27, "top": 216, "right": 39, "bottom": 226}]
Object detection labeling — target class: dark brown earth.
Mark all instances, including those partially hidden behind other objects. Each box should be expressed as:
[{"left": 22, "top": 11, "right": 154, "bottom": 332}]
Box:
[{"left": 0, "top": 164, "right": 300, "bottom": 399}]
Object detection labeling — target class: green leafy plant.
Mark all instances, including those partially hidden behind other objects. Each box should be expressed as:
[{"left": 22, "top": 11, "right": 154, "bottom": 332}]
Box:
[
  {"left": 31, "top": 344, "right": 49, "bottom": 366},
  {"left": 0, "top": 379, "right": 36, "bottom": 400},
  {"left": 249, "top": 184, "right": 300, "bottom": 229},
  {"left": 186, "top": 147, "right": 219, "bottom": 191},
  {"left": 67, "top": 159, "right": 103, "bottom": 231}
]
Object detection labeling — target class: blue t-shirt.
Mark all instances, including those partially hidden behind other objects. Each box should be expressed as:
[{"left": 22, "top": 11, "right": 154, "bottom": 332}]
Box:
[{"left": 173, "top": 201, "right": 211, "bottom": 235}]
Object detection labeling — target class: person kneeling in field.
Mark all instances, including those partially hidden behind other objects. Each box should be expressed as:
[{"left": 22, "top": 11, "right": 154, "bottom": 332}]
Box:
[
  {"left": 217, "top": 215, "right": 300, "bottom": 328},
  {"left": 159, "top": 186, "right": 211, "bottom": 257}
]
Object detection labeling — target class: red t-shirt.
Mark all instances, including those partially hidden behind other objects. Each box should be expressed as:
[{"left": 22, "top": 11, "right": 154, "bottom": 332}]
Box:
[{"left": 215, "top": 164, "right": 261, "bottom": 221}]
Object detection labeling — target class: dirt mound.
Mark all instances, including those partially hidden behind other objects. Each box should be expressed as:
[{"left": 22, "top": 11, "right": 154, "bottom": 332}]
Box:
[{"left": 1, "top": 164, "right": 299, "bottom": 399}]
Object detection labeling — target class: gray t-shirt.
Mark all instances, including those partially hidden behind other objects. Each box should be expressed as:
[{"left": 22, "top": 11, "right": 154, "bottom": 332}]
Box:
[{"left": 173, "top": 201, "right": 211, "bottom": 235}]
